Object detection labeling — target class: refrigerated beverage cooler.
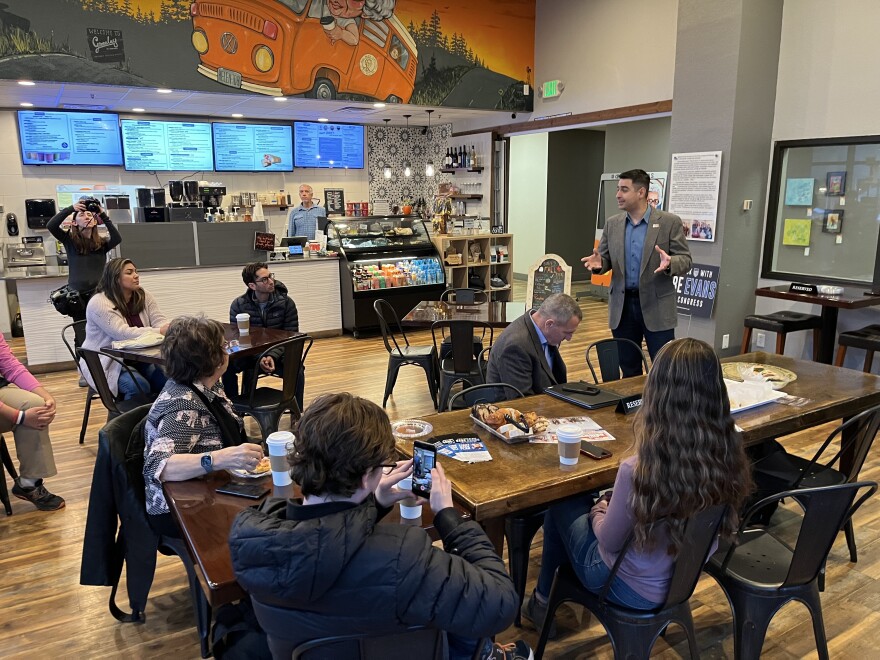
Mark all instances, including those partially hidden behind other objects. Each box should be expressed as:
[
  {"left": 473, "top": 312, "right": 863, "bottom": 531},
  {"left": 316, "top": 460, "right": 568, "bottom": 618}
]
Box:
[{"left": 326, "top": 216, "right": 446, "bottom": 337}]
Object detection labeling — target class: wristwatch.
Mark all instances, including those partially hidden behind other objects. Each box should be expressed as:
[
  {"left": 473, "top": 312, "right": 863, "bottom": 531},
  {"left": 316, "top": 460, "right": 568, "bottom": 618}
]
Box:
[{"left": 200, "top": 452, "right": 214, "bottom": 473}]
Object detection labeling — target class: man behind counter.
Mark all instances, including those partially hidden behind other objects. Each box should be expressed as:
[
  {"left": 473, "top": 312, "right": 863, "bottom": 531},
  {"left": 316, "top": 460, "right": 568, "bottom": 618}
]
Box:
[
  {"left": 287, "top": 184, "right": 327, "bottom": 241},
  {"left": 224, "top": 263, "right": 305, "bottom": 410}
]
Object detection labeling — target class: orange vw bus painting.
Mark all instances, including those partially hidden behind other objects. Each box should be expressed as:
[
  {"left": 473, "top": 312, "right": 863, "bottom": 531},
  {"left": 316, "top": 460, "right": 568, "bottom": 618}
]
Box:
[{"left": 190, "top": 0, "right": 418, "bottom": 102}]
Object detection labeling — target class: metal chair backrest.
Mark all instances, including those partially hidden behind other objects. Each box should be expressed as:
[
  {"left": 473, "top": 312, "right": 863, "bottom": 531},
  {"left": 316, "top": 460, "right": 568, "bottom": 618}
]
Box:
[
  {"left": 61, "top": 321, "right": 87, "bottom": 372},
  {"left": 432, "top": 320, "right": 494, "bottom": 375},
  {"left": 586, "top": 338, "right": 649, "bottom": 383},
  {"left": 477, "top": 346, "right": 491, "bottom": 382},
  {"left": 440, "top": 288, "right": 488, "bottom": 305},
  {"left": 719, "top": 481, "right": 878, "bottom": 588},
  {"left": 77, "top": 347, "right": 130, "bottom": 415},
  {"left": 447, "top": 382, "right": 525, "bottom": 411},
  {"left": 243, "top": 335, "right": 312, "bottom": 410},
  {"left": 793, "top": 404, "right": 880, "bottom": 487},
  {"left": 374, "top": 299, "right": 409, "bottom": 356}
]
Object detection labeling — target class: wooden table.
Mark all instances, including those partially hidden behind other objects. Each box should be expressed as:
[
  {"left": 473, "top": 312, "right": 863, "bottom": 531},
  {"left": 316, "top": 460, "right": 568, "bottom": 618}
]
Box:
[
  {"left": 755, "top": 285, "right": 880, "bottom": 363},
  {"left": 401, "top": 300, "right": 526, "bottom": 328},
  {"left": 103, "top": 324, "right": 302, "bottom": 366}
]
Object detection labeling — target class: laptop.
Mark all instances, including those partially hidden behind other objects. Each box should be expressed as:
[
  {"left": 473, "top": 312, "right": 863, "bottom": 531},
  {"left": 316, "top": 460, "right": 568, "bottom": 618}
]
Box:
[{"left": 544, "top": 382, "right": 624, "bottom": 410}]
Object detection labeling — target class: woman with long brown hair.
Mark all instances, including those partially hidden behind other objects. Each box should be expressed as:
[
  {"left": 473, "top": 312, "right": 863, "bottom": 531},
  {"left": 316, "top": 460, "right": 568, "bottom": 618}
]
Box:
[{"left": 522, "top": 337, "right": 752, "bottom": 632}]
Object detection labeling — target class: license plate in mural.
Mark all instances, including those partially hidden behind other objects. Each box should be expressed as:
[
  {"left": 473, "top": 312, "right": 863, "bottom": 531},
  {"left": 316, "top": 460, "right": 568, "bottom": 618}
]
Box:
[{"left": 217, "top": 68, "right": 242, "bottom": 89}]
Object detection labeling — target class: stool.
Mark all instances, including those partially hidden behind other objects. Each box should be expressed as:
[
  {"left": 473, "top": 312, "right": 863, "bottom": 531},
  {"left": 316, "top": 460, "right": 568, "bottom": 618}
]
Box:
[
  {"left": 0, "top": 435, "right": 20, "bottom": 516},
  {"left": 835, "top": 324, "right": 880, "bottom": 372},
  {"left": 742, "top": 311, "right": 822, "bottom": 359}
]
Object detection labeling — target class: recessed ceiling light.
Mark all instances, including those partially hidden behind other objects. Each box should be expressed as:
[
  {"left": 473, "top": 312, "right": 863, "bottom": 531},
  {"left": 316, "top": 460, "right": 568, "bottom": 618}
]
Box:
[
  {"left": 132, "top": 107, "right": 145, "bottom": 112},
  {"left": 18, "top": 80, "right": 35, "bottom": 86},
  {"left": 274, "top": 97, "right": 288, "bottom": 102},
  {"left": 232, "top": 113, "right": 244, "bottom": 118},
  {"left": 20, "top": 102, "right": 33, "bottom": 107},
  {"left": 318, "top": 117, "right": 329, "bottom": 122},
  {"left": 156, "top": 88, "right": 173, "bottom": 94},
  {"left": 373, "top": 102, "right": 386, "bottom": 108}
]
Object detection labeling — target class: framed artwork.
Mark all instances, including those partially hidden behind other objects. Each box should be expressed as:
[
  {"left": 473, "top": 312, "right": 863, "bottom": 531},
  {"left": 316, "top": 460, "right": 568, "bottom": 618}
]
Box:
[
  {"left": 782, "top": 218, "right": 812, "bottom": 246},
  {"left": 826, "top": 171, "right": 846, "bottom": 196},
  {"left": 821, "top": 209, "right": 844, "bottom": 234},
  {"left": 784, "top": 178, "right": 814, "bottom": 205}
]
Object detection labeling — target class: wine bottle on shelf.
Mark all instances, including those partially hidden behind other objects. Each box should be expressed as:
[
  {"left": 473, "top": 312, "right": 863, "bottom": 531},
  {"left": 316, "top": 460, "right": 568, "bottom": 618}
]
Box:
[
  {"left": 470, "top": 145, "right": 477, "bottom": 169},
  {"left": 464, "top": 146, "right": 470, "bottom": 169},
  {"left": 452, "top": 147, "right": 459, "bottom": 168}
]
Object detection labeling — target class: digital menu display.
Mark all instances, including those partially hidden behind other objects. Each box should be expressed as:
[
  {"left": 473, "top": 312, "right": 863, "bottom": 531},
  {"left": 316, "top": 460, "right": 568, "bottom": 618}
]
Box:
[
  {"left": 294, "top": 121, "right": 364, "bottom": 169},
  {"left": 17, "top": 110, "right": 123, "bottom": 166},
  {"left": 213, "top": 122, "right": 293, "bottom": 172},
  {"left": 121, "top": 119, "right": 214, "bottom": 171}
]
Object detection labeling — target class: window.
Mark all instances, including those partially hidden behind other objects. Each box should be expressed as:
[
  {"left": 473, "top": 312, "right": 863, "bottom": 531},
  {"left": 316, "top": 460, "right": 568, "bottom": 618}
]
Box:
[
  {"left": 278, "top": 0, "right": 308, "bottom": 13},
  {"left": 389, "top": 35, "right": 409, "bottom": 70}
]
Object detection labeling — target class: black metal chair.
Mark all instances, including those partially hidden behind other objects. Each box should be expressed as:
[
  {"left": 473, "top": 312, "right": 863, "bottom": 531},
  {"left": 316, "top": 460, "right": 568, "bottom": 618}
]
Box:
[
  {"left": 535, "top": 505, "right": 728, "bottom": 660},
  {"left": 751, "top": 404, "right": 880, "bottom": 568},
  {"left": 835, "top": 323, "right": 880, "bottom": 372},
  {"left": 446, "top": 382, "right": 525, "bottom": 411},
  {"left": 0, "top": 434, "right": 19, "bottom": 516},
  {"left": 62, "top": 321, "right": 100, "bottom": 444},
  {"left": 77, "top": 347, "right": 157, "bottom": 424},
  {"left": 374, "top": 299, "right": 439, "bottom": 409},
  {"left": 706, "top": 482, "right": 877, "bottom": 660},
  {"left": 440, "top": 287, "right": 489, "bottom": 305},
  {"left": 229, "top": 335, "right": 312, "bottom": 440},
  {"left": 432, "top": 320, "right": 494, "bottom": 412},
  {"left": 741, "top": 311, "right": 822, "bottom": 358},
  {"left": 585, "top": 337, "right": 650, "bottom": 383}
]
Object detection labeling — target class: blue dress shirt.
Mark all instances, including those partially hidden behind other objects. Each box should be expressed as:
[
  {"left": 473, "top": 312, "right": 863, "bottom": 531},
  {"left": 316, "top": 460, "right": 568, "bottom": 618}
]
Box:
[
  {"left": 287, "top": 204, "right": 327, "bottom": 240},
  {"left": 624, "top": 207, "right": 651, "bottom": 290}
]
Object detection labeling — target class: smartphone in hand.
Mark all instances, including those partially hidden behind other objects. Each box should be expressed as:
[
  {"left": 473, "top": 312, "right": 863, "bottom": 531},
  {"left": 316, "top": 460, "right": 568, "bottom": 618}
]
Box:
[
  {"left": 412, "top": 440, "right": 437, "bottom": 497},
  {"left": 580, "top": 441, "right": 612, "bottom": 460}
]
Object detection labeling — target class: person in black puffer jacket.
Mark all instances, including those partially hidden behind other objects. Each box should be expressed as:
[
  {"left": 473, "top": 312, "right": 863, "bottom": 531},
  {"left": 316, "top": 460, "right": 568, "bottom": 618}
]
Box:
[
  {"left": 224, "top": 262, "right": 304, "bottom": 407},
  {"left": 228, "top": 393, "right": 528, "bottom": 660}
]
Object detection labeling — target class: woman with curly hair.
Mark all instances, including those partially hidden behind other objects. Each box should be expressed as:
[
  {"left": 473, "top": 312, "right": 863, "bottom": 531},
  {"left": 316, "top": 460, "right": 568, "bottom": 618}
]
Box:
[{"left": 522, "top": 337, "right": 752, "bottom": 632}]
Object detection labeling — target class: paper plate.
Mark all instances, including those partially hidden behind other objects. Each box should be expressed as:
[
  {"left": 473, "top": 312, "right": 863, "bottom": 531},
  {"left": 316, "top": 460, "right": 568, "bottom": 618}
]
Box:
[
  {"left": 391, "top": 419, "right": 433, "bottom": 439},
  {"left": 228, "top": 457, "right": 272, "bottom": 479},
  {"left": 722, "top": 362, "right": 797, "bottom": 390}
]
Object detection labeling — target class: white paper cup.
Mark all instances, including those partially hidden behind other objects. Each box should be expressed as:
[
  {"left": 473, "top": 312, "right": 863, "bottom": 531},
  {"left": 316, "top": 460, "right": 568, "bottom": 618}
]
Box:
[
  {"left": 396, "top": 476, "right": 422, "bottom": 519},
  {"left": 266, "top": 431, "right": 294, "bottom": 486},
  {"left": 235, "top": 312, "right": 250, "bottom": 335},
  {"left": 556, "top": 424, "right": 581, "bottom": 466}
]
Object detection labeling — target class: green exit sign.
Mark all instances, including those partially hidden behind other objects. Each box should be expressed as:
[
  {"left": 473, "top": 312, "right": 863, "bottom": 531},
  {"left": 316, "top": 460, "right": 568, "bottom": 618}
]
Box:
[{"left": 542, "top": 80, "right": 564, "bottom": 98}]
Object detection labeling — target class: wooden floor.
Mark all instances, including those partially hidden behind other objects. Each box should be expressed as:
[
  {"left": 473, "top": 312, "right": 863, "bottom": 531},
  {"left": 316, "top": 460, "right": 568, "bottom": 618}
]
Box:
[{"left": 1, "top": 287, "right": 878, "bottom": 659}]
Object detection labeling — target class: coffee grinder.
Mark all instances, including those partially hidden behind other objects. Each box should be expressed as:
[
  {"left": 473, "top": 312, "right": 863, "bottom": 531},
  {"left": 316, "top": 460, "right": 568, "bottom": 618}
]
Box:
[
  {"left": 134, "top": 188, "right": 168, "bottom": 223},
  {"left": 167, "top": 180, "right": 204, "bottom": 222}
]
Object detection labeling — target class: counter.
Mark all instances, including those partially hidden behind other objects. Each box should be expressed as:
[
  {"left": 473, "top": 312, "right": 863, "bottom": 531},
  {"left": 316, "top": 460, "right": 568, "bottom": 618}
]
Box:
[{"left": 5, "top": 256, "right": 341, "bottom": 370}]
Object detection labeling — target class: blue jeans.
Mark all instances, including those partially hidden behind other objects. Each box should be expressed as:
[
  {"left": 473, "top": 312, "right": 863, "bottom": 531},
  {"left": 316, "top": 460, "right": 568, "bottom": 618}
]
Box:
[
  {"left": 536, "top": 493, "right": 659, "bottom": 610},
  {"left": 118, "top": 363, "right": 167, "bottom": 400},
  {"left": 612, "top": 293, "right": 675, "bottom": 377}
]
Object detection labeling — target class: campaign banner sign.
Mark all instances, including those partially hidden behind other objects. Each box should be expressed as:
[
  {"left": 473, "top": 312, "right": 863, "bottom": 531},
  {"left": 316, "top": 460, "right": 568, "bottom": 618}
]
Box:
[{"left": 674, "top": 263, "right": 719, "bottom": 318}]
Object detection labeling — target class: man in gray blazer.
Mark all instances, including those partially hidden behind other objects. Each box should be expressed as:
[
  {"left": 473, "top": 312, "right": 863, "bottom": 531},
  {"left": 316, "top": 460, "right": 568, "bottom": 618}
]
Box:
[
  {"left": 583, "top": 169, "right": 691, "bottom": 377},
  {"left": 487, "top": 293, "right": 582, "bottom": 395}
]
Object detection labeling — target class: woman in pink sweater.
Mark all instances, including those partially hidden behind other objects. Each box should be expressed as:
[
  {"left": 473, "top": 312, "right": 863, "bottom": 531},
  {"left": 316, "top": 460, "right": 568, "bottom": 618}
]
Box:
[{"left": 523, "top": 338, "right": 751, "bottom": 632}]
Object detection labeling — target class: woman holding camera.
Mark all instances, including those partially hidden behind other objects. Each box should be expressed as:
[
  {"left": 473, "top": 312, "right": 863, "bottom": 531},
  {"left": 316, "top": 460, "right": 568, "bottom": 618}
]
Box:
[
  {"left": 521, "top": 338, "right": 752, "bottom": 634},
  {"left": 48, "top": 197, "right": 122, "bottom": 347},
  {"left": 80, "top": 258, "right": 169, "bottom": 400}
]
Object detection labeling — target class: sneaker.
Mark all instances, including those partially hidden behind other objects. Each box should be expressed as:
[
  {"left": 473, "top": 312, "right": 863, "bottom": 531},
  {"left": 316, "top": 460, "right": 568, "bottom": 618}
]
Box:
[
  {"left": 484, "top": 640, "right": 534, "bottom": 660},
  {"left": 521, "top": 591, "right": 556, "bottom": 639},
  {"left": 12, "top": 479, "right": 65, "bottom": 511}
]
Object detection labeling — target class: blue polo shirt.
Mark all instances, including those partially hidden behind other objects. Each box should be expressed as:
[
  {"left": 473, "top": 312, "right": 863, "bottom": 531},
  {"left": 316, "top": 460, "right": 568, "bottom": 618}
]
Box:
[{"left": 624, "top": 206, "right": 651, "bottom": 290}]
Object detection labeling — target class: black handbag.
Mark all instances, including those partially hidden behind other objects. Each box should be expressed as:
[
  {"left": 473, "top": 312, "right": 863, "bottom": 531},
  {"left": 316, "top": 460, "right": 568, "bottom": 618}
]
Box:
[{"left": 49, "top": 284, "right": 87, "bottom": 317}]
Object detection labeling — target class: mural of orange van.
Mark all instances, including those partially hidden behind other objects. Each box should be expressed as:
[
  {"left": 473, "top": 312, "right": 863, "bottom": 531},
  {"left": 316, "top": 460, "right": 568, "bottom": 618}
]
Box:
[{"left": 190, "top": 0, "right": 418, "bottom": 103}]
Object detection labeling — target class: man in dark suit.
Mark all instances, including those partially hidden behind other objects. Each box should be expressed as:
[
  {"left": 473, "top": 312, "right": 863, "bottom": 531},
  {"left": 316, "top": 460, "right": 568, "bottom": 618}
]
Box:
[
  {"left": 486, "top": 293, "right": 582, "bottom": 395},
  {"left": 582, "top": 169, "right": 691, "bottom": 377}
]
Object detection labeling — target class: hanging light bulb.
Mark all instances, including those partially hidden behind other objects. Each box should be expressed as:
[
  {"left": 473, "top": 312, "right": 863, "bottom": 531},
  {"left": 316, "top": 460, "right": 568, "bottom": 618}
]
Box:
[
  {"left": 402, "top": 114, "right": 412, "bottom": 177},
  {"left": 382, "top": 119, "right": 392, "bottom": 179},
  {"left": 425, "top": 109, "right": 435, "bottom": 177}
]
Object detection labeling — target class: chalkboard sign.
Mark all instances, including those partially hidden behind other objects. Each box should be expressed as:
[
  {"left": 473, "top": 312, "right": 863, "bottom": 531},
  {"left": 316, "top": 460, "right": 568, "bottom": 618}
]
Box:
[
  {"left": 254, "top": 231, "right": 275, "bottom": 251},
  {"left": 324, "top": 188, "right": 345, "bottom": 216},
  {"left": 526, "top": 254, "right": 572, "bottom": 311}
]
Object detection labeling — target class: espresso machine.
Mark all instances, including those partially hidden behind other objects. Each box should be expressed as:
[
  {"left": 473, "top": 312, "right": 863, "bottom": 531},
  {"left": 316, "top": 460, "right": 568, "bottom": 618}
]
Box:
[
  {"left": 199, "top": 185, "right": 226, "bottom": 209},
  {"left": 167, "top": 179, "right": 203, "bottom": 222}
]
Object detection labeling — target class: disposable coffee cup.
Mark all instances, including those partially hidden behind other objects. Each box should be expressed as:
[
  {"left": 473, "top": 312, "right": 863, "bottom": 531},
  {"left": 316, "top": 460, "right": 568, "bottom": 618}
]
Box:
[
  {"left": 556, "top": 424, "right": 581, "bottom": 466},
  {"left": 235, "top": 312, "right": 250, "bottom": 335},
  {"left": 265, "top": 431, "right": 294, "bottom": 486},
  {"left": 322, "top": 17, "right": 336, "bottom": 30},
  {"left": 396, "top": 476, "right": 422, "bottom": 519}
]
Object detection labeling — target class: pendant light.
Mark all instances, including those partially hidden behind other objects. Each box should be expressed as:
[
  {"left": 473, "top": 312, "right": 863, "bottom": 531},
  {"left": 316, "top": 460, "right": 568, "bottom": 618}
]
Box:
[
  {"left": 382, "top": 119, "right": 392, "bottom": 179},
  {"left": 402, "top": 114, "right": 412, "bottom": 177},
  {"left": 424, "top": 109, "right": 435, "bottom": 177}
]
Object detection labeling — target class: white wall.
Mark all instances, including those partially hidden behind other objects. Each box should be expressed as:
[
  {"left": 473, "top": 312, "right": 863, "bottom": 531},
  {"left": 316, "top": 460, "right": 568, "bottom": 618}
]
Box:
[{"left": 508, "top": 133, "right": 548, "bottom": 276}]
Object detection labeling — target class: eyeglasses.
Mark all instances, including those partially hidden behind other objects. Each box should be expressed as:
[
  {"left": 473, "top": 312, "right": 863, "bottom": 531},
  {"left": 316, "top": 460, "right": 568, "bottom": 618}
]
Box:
[{"left": 255, "top": 273, "right": 275, "bottom": 284}]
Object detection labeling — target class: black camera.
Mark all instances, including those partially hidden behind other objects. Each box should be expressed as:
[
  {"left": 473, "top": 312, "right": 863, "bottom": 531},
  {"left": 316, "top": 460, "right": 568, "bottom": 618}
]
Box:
[{"left": 81, "top": 197, "right": 101, "bottom": 213}]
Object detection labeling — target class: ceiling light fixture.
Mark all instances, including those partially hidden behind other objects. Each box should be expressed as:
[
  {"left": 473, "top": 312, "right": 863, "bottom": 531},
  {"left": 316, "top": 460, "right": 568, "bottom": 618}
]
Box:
[
  {"left": 402, "top": 114, "right": 412, "bottom": 177},
  {"left": 132, "top": 107, "right": 145, "bottom": 112},
  {"left": 274, "top": 97, "right": 288, "bottom": 102},
  {"left": 18, "top": 80, "right": 35, "bottom": 86},
  {"left": 20, "top": 102, "right": 33, "bottom": 107},
  {"left": 424, "top": 109, "right": 435, "bottom": 177},
  {"left": 232, "top": 113, "right": 244, "bottom": 118},
  {"left": 156, "top": 88, "right": 173, "bottom": 94},
  {"left": 318, "top": 117, "right": 328, "bottom": 122},
  {"left": 374, "top": 102, "right": 386, "bottom": 108},
  {"left": 382, "top": 119, "right": 393, "bottom": 179}
]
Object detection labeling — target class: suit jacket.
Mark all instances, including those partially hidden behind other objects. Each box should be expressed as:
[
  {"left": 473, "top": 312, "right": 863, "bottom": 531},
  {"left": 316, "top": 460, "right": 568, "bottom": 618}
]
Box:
[
  {"left": 595, "top": 209, "right": 691, "bottom": 332},
  {"left": 486, "top": 313, "right": 567, "bottom": 396}
]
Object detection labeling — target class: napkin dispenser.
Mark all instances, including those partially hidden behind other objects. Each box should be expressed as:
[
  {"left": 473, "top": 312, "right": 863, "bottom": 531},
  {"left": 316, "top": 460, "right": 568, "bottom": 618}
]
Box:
[{"left": 25, "top": 198, "right": 57, "bottom": 229}]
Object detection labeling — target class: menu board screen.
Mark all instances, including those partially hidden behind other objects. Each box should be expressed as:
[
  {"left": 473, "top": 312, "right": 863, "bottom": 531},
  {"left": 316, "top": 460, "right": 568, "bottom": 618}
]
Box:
[
  {"left": 17, "top": 110, "right": 123, "bottom": 166},
  {"left": 294, "top": 121, "right": 364, "bottom": 169},
  {"left": 213, "top": 122, "right": 293, "bottom": 172},
  {"left": 121, "top": 119, "right": 214, "bottom": 171}
]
